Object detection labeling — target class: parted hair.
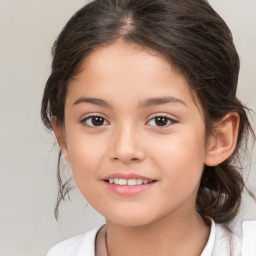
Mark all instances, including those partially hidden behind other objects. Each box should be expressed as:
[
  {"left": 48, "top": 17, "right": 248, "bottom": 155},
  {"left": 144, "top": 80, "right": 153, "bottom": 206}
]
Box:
[{"left": 41, "top": 0, "right": 255, "bottom": 221}]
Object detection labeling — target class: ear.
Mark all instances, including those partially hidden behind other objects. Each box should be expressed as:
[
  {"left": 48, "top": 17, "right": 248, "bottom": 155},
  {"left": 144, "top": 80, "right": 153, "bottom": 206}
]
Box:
[
  {"left": 51, "top": 116, "right": 70, "bottom": 163},
  {"left": 204, "top": 112, "right": 240, "bottom": 166}
]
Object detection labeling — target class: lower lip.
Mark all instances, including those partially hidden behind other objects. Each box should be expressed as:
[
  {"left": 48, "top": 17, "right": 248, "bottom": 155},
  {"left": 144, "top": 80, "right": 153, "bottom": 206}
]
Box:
[{"left": 104, "top": 181, "right": 156, "bottom": 196}]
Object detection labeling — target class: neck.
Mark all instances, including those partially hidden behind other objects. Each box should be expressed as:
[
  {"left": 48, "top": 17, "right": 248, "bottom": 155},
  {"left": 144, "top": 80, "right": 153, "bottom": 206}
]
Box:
[{"left": 105, "top": 211, "right": 210, "bottom": 256}]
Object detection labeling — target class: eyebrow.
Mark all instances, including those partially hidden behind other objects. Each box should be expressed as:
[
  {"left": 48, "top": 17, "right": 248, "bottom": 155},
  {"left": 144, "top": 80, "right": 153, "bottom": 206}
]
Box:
[
  {"left": 73, "top": 97, "right": 111, "bottom": 107},
  {"left": 139, "top": 97, "right": 187, "bottom": 108},
  {"left": 73, "top": 96, "right": 187, "bottom": 108}
]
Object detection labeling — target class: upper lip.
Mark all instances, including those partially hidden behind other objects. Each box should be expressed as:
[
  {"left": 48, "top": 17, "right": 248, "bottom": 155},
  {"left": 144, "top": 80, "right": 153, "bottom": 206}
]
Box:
[{"left": 103, "top": 172, "right": 155, "bottom": 181}]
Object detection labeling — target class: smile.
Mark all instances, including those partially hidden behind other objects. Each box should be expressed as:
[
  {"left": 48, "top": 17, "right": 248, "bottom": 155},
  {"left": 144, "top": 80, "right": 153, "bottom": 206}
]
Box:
[
  {"left": 107, "top": 178, "right": 153, "bottom": 186},
  {"left": 103, "top": 173, "right": 157, "bottom": 196}
]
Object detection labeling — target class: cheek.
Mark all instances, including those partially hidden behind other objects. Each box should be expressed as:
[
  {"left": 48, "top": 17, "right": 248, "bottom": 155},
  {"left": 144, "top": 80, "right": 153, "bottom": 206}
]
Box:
[
  {"left": 65, "top": 133, "right": 106, "bottom": 189},
  {"left": 151, "top": 129, "right": 207, "bottom": 192}
]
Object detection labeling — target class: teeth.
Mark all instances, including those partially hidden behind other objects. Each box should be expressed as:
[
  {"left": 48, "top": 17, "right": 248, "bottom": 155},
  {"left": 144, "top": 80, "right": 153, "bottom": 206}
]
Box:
[
  {"left": 119, "top": 178, "right": 128, "bottom": 185},
  {"left": 137, "top": 179, "right": 143, "bottom": 185},
  {"left": 128, "top": 179, "right": 136, "bottom": 185},
  {"left": 108, "top": 178, "right": 152, "bottom": 186}
]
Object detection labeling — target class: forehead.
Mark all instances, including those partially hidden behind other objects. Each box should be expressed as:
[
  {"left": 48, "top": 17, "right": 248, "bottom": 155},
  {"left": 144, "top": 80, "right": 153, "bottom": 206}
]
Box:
[
  {"left": 76, "top": 40, "right": 178, "bottom": 81},
  {"left": 67, "top": 40, "right": 202, "bottom": 112}
]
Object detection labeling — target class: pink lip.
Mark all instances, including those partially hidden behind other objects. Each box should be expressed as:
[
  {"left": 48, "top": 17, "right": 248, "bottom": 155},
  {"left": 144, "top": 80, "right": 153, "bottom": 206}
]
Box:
[
  {"left": 103, "top": 172, "right": 157, "bottom": 196},
  {"left": 104, "top": 182, "right": 156, "bottom": 196},
  {"left": 103, "top": 172, "right": 153, "bottom": 181}
]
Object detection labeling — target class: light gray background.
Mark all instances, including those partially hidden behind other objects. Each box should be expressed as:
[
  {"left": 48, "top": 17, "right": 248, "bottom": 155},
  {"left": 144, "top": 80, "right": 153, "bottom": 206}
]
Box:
[{"left": 0, "top": 1, "right": 255, "bottom": 255}]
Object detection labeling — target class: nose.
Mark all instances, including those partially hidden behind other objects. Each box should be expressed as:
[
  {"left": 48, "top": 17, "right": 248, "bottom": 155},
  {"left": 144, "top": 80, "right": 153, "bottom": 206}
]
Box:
[{"left": 109, "top": 124, "right": 146, "bottom": 164}]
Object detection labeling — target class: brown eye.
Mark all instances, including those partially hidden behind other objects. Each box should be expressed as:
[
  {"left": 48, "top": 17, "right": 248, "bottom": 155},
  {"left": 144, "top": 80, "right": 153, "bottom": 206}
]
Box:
[
  {"left": 91, "top": 116, "right": 105, "bottom": 126},
  {"left": 155, "top": 117, "right": 169, "bottom": 126},
  {"left": 147, "top": 116, "right": 176, "bottom": 127},
  {"left": 81, "top": 116, "right": 108, "bottom": 127}
]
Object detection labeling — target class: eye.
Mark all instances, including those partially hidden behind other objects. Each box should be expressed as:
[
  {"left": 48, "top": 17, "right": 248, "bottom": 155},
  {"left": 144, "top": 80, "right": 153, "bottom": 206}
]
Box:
[
  {"left": 147, "top": 116, "right": 176, "bottom": 127},
  {"left": 81, "top": 115, "right": 108, "bottom": 127}
]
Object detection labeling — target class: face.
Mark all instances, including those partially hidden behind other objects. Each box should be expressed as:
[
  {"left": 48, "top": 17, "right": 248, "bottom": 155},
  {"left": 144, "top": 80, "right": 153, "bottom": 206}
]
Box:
[{"left": 59, "top": 40, "right": 209, "bottom": 227}]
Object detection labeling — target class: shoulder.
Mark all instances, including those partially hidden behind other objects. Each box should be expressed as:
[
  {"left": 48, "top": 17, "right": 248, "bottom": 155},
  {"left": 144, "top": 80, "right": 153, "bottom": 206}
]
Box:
[
  {"left": 241, "top": 219, "right": 256, "bottom": 255},
  {"left": 213, "top": 219, "right": 256, "bottom": 256},
  {"left": 202, "top": 219, "right": 238, "bottom": 255},
  {"left": 202, "top": 218, "right": 256, "bottom": 256},
  {"left": 47, "top": 226, "right": 102, "bottom": 256}
]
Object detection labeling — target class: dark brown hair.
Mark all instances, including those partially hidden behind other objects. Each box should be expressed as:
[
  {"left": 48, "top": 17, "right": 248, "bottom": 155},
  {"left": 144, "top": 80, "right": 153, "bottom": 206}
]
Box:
[{"left": 41, "top": 0, "right": 255, "bottom": 222}]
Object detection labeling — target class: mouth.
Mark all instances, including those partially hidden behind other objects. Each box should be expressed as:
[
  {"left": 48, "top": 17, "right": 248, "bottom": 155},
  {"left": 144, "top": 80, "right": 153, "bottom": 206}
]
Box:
[
  {"left": 103, "top": 173, "right": 157, "bottom": 196},
  {"left": 104, "top": 178, "right": 156, "bottom": 186}
]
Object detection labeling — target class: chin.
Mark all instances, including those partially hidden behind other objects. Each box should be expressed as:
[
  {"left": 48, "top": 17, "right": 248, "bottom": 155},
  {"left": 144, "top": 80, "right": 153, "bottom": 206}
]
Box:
[
  {"left": 108, "top": 217, "right": 153, "bottom": 227},
  {"left": 104, "top": 209, "right": 159, "bottom": 227}
]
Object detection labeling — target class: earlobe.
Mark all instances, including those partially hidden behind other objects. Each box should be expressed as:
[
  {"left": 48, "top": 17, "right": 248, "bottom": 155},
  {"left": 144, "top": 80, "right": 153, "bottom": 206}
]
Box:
[
  {"left": 51, "top": 117, "right": 70, "bottom": 163},
  {"left": 204, "top": 112, "right": 240, "bottom": 166}
]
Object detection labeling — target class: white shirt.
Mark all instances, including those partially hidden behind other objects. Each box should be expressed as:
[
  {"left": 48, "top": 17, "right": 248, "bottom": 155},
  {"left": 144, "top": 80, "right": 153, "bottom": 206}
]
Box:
[{"left": 47, "top": 219, "right": 256, "bottom": 256}]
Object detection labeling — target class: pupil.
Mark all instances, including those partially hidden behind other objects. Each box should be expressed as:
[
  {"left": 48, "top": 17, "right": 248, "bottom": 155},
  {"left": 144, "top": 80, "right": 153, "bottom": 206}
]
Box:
[
  {"left": 92, "top": 117, "right": 104, "bottom": 126},
  {"left": 155, "top": 117, "right": 167, "bottom": 126}
]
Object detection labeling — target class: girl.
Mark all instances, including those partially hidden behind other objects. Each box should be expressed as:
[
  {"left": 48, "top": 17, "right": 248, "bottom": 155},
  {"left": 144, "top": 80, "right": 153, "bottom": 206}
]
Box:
[{"left": 41, "top": 0, "right": 256, "bottom": 255}]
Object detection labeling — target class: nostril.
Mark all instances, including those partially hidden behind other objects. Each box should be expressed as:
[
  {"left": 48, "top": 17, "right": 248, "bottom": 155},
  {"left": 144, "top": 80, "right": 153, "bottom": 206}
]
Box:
[
  {"left": 130, "top": 157, "right": 140, "bottom": 161},
  {"left": 109, "top": 143, "right": 146, "bottom": 163},
  {"left": 112, "top": 156, "right": 142, "bottom": 162}
]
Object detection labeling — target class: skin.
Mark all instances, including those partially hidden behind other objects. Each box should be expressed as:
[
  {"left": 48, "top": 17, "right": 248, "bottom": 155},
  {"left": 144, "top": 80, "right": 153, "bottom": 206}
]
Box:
[{"left": 53, "top": 40, "right": 240, "bottom": 256}]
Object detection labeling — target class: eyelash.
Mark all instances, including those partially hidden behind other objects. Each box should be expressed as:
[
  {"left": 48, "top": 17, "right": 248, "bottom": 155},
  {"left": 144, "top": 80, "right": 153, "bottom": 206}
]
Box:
[
  {"left": 146, "top": 115, "right": 177, "bottom": 127},
  {"left": 80, "top": 114, "right": 109, "bottom": 127},
  {"left": 80, "top": 114, "right": 177, "bottom": 128}
]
